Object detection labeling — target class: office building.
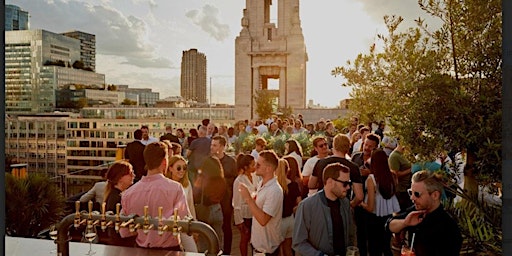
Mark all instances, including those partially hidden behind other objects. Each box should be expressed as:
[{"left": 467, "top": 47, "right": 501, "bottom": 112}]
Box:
[
  {"left": 5, "top": 29, "right": 105, "bottom": 114},
  {"left": 61, "top": 30, "right": 96, "bottom": 71},
  {"left": 181, "top": 49, "right": 207, "bottom": 103},
  {"left": 5, "top": 4, "right": 29, "bottom": 31}
]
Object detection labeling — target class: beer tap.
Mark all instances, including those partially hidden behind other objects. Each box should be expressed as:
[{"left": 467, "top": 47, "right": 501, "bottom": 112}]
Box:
[
  {"left": 142, "top": 205, "right": 154, "bottom": 234},
  {"left": 86, "top": 200, "right": 94, "bottom": 229},
  {"left": 100, "top": 202, "right": 108, "bottom": 231},
  {"left": 74, "top": 201, "right": 81, "bottom": 228},
  {"left": 172, "top": 208, "right": 181, "bottom": 236},
  {"left": 157, "top": 206, "right": 168, "bottom": 235},
  {"left": 114, "top": 203, "right": 121, "bottom": 233}
]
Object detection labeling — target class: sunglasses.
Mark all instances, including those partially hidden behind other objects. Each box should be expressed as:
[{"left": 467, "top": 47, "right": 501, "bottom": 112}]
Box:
[
  {"left": 407, "top": 189, "right": 422, "bottom": 198},
  {"left": 176, "top": 165, "right": 187, "bottom": 171},
  {"left": 333, "top": 178, "right": 352, "bottom": 188},
  {"left": 316, "top": 143, "right": 328, "bottom": 148}
]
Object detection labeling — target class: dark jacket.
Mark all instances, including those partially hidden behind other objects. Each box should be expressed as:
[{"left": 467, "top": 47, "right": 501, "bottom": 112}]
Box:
[
  {"left": 160, "top": 133, "right": 179, "bottom": 144},
  {"left": 124, "top": 140, "right": 146, "bottom": 181}
]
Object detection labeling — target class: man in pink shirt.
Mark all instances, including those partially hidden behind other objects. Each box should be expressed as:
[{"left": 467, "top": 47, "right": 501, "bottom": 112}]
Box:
[{"left": 120, "top": 142, "right": 190, "bottom": 250}]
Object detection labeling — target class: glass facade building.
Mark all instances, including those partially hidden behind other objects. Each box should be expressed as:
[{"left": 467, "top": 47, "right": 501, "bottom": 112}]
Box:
[
  {"left": 5, "top": 4, "right": 29, "bottom": 31},
  {"left": 5, "top": 29, "right": 105, "bottom": 114}
]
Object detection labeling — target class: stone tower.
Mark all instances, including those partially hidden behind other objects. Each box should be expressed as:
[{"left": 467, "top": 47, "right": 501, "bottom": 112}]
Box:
[{"left": 235, "top": 0, "right": 308, "bottom": 120}]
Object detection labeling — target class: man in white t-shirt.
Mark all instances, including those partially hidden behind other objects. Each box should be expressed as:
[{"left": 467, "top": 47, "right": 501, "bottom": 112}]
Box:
[
  {"left": 239, "top": 150, "right": 283, "bottom": 255},
  {"left": 302, "top": 137, "right": 330, "bottom": 197}
]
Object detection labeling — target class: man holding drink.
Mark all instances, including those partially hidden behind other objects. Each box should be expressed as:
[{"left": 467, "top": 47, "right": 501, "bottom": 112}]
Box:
[{"left": 385, "top": 170, "right": 462, "bottom": 256}]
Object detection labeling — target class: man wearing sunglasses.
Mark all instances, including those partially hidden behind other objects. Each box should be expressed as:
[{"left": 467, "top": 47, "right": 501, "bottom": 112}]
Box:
[
  {"left": 293, "top": 163, "right": 356, "bottom": 256},
  {"left": 385, "top": 170, "right": 462, "bottom": 256}
]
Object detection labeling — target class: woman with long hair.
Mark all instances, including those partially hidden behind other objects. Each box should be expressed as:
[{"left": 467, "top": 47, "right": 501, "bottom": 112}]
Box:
[
  {"left": 350, "top": 131, "right": 362, "bottom": 155},
  {"left": 276, "top": 158, "right": 302, "bottom": 256},
  {"left": 104, "top": 160, "right": 135, "bottom": 212},
  {"left": 283, "top": 155, "right": 304, "bottom": 197},
  {"left": 166, "top": 155, "right": 197, "bottom": 252},
  {"left": 103, "top": 160, "right": 136, "bottom": 246},
  {"left": 193, "top": 156, "right": 227, "bottom": 252},
  {"left": 360, "top": 149, "right": 400, "bottom": 256},
  {"left": 232, "top": 153, "right": 259, "bottom": 256},
  {"left": 166, "top": 155, "right": 195, "bottom": 218},
  {"left": 284, "top": 139, "right": 303, "bottom": 170}
]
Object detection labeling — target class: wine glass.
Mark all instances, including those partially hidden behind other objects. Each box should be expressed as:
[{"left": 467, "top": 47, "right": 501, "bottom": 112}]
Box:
[
  {"left": 49, "top": 224, "right": 58, "bottom": 254},
  {"left": 83, "top": 227, "right": 97, "bottom": 255}
]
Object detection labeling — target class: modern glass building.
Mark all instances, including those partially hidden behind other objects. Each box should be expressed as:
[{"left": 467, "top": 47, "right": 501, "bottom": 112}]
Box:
[
  {"left": 5, "top": 29, "right": 105, "bottom": 114},
  {"left": 61, "top": 30, "right": 96, "bottom": 71},
  {"left": 5, "top": 4, "right": 29, "bottom": 31}
]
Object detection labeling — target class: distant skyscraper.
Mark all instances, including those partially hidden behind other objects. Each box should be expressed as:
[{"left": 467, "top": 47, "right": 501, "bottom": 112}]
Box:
[
  {"left": 181, "top": 49, "right": 207, "bottom": 103},
  {"left": 61, "top": 31, "right": 96, "bottom": 71},
  {"left": 5, "top": 4, "right": 29, "bottom": 31}
]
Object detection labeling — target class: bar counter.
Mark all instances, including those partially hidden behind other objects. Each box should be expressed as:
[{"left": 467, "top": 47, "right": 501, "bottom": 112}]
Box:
[{"left": 6, "top": 236, "right": 203, "bottom": 256}]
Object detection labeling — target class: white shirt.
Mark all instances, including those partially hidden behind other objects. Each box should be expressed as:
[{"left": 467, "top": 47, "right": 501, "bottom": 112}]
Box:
[
  {"left": 257, "top": 124, "right": 268, "bottom": 135},
  {"left": 251, "top": 149, "right": 260, "bottom": 160},
  {"left": 302, "top": 156, "right": 320, "bottom": 197},
  {"left": 141, "top": 136, "right": 159, "bottom": 145},
  {"left": 251, "top": 177, "right": 284, "bottom": 253},
  {"left": 353, "top": 138, "right": 363, "bottom": 152},
  {"left": 288, "top": 151, "right": 303, "bottom": 170},
  {"left": 232, "top": 173, "right": 261, "bottom": 225}
]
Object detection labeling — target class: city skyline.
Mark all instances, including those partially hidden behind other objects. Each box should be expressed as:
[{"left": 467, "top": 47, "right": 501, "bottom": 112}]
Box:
[{"left": 7, "top": 0, "right": 440, "bottom": 107}]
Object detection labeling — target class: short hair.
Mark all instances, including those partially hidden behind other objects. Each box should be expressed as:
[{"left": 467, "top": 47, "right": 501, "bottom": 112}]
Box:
[
  {"left": 359, "top": 126, "right": 370, "bottom": 133},
  {"left": 332, "top": 134, "right": 351, "bottom": 153},
  {"left": 412, "top": 170, "right": 444, "bottom": 194},
  {"left": 259, "top": 150, "right": 279, "bottom": 170},
  {"left": 141, "top": 125, "right": 149, "bottom": 130},
  {"left": 165, "top": 125, "right": 173, "bottom": 130},
  {"left": 212, "top": 135, "right": 227, "bottom": 147},
  {"left": 255, "top": 137, "right": 267, "bottom": 147},
  {"left": 366, "top": 133, "right": 381, "bottom": 146},
  {"left": 143, "top": 142, "right": 168, "bottom": 170},
  {"left": 312, "top": 136, "right": 327, "bottom": 147},
  {"left": 134, "top": 129, "right": 143, "bottom": 140},
  {"left": 322, "top": 162, "right": 350, "bottom": 185},
  {"left": 198, "top": 125, "right": 207, "bottom": 135}
]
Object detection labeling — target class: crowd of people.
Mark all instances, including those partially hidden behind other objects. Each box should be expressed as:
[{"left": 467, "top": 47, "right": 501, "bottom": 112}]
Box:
[{"left": 79, "top": 115, "right": 464, "bottom": 256}]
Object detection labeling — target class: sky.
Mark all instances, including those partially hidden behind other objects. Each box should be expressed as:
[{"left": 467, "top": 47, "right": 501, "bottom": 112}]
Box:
[{"left": 7, "top": 0, "right": 440, "bottom": 107}]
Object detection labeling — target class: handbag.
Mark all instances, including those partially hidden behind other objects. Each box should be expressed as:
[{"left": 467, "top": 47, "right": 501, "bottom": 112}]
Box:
[{"left": 194, "top": 174, "right": 210, "bottom": 222}]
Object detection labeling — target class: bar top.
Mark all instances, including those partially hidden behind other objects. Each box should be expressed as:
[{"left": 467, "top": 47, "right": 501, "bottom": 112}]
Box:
[{"left": 6, "top": 236, "right": 203, "bottom": 256}]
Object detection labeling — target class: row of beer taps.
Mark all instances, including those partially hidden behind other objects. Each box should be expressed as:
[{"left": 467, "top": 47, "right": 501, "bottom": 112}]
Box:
[{"left": 73, "top": 200, "right": 183, "bottom": 236}]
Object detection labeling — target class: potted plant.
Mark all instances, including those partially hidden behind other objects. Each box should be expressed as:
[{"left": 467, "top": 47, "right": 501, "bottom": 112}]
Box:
[{"left": 6, "top": 173, "right": 66, "bottom": 237}]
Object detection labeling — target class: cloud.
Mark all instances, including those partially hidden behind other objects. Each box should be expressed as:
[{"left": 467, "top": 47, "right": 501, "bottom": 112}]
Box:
[
  {"left": 354, "top": 0, "right": 442, "bottom": 30},
  {"left": 8, "top": 0, "right": 172, "bottom": 69},
  {"left": 121, "top": 56, "right": 178, "bottom": 69},
  {"left": 185, "top": 4, "right": 230, "bottom": 41}
]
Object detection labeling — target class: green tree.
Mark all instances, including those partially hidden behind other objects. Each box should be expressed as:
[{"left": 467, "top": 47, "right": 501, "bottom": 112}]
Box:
[
  {"left": 332, "top": 0, "right": 501, "bottom": 183},
  {"left": 332, "top": 1, "right": 502, "bottom": 253},
  {"left": 254, "top": 89, "right": 274, "bottom": 120},
  {"left": 121, "top": 98, "right": 137, "bottom": 105},
  {"left": 72, "top": 60, "right": 85, "bottom": 69}
]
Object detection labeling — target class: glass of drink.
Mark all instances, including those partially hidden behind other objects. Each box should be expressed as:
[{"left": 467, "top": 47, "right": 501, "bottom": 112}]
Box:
[
  {"left": 84, "top": 227, "right": 97, "bottom": 255},
  {"left": 346, "top": 246, "right": 360, "bottom": 256},
  {"left": 49, "top": 225, "right": 58, "bottom": 254},
  {"left": 401, "top": 245, "right": 415, "bottom": 256}
]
